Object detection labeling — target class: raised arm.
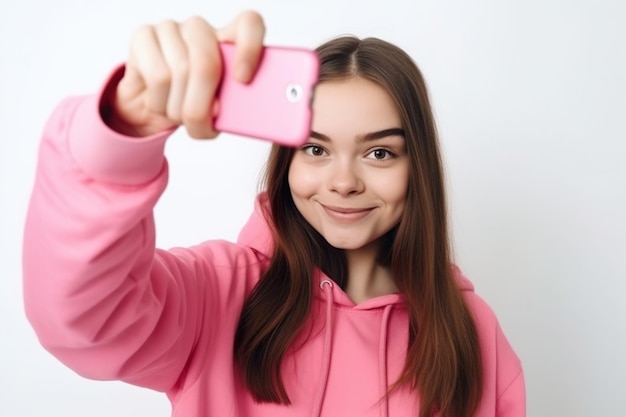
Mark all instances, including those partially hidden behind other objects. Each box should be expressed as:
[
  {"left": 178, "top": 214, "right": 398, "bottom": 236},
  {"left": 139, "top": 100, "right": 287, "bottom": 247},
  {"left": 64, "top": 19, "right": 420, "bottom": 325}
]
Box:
[{"left": 23, "top": 11, "right": 266, "bottom": 392}]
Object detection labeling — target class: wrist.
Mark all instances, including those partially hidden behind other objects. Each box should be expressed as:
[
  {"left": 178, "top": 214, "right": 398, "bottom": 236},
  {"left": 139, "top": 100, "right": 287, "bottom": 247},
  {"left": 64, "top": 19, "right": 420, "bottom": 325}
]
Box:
[{"left": 99, "top": 65, "right": 174, "bottom": 137}]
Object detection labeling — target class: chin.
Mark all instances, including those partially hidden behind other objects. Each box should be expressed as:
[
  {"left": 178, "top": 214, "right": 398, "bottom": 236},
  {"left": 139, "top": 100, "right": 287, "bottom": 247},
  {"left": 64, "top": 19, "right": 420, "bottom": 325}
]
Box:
[
  {"left": 327, "top": 242, "right": 361, "bottom": 251},
  {"left": 322, "top": 235, "right": 377, "bottom": 251}
]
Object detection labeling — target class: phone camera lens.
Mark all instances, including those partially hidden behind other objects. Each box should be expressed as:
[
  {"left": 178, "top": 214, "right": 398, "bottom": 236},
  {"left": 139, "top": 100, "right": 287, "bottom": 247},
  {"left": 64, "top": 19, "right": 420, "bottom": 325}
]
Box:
[{"left": 286, "top": 83, "right": 303, "bottom": 103}]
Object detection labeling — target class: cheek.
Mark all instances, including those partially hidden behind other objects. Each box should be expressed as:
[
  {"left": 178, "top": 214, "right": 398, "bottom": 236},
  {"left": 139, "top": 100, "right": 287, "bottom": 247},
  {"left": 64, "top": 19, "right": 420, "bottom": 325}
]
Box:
[
  {"left": 370, "top": 167, "right": 409, "bottom": 205},
  {"left": 288, "top": 159, "right": 319, "bottom": 197}
]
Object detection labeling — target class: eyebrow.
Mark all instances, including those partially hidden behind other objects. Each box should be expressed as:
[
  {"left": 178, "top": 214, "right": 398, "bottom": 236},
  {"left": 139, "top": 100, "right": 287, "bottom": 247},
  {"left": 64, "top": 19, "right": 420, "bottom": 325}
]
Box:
[{"left": 310, "top": 128, "right": 405, "bottom": 142}]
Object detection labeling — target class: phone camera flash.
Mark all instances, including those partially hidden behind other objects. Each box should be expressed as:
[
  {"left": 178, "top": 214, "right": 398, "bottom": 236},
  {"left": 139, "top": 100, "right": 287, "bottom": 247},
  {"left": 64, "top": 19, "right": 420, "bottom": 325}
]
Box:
[{"left": 286, "top": 83, "right": 303, "bottom": 103}]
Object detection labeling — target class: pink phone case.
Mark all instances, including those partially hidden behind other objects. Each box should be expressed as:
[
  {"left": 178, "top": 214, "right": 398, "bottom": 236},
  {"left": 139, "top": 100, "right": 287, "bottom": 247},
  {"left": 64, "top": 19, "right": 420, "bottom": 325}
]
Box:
[{"left": 214, "top": 42, "right": 320, "bottom": 147}]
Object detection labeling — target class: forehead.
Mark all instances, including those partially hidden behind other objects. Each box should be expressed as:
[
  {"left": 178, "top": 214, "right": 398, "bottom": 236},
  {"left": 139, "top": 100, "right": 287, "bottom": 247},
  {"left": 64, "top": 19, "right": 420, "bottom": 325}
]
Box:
[{"left": 311, "top": 78, "right": 402, "bottom": 136}]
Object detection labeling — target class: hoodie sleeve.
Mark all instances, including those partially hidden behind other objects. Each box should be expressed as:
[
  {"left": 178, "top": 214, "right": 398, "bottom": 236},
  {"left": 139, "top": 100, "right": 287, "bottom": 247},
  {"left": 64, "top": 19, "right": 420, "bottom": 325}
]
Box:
[{"left": 22, "top": 67, "right": 259, "bottom": 392}]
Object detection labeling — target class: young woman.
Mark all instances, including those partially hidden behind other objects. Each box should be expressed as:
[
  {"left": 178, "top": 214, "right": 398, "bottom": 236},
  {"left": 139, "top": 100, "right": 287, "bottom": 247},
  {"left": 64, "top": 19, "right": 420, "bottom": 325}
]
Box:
[{"left": 23, "top": 10, "right": 525, "bottom": 417}]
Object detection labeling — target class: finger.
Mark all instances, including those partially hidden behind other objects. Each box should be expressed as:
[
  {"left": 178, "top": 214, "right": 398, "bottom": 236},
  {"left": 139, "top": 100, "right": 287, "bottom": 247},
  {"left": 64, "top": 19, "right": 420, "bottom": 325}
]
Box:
[
  {"left": 128, "top": 25, "right": 171, "bottom": 115},
  {"left": 154, "top": 19, "right": 189, "bottom": 123},
  {"left": 179, "top": 16, "right": 222, "bottom": 139},
  {"left": 216, "top": 10, "right": 266, "bottom": 83}
]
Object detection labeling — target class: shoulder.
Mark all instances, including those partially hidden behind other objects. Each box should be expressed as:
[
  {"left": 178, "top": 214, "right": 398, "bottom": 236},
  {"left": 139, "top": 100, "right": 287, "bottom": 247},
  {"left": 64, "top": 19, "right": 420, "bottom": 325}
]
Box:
[
  {"left": 463, "top": 290, "right": 522, "bottom": 373},
  {"left": 453, "top": 265, "right": 501, "bottom": 331}
]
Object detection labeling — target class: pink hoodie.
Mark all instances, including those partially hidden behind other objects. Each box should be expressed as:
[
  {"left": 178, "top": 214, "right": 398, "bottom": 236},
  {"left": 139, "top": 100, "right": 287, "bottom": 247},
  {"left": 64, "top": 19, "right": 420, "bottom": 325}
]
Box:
[{"left": 23, "top": 68, "right": 525, "bottom": 417}]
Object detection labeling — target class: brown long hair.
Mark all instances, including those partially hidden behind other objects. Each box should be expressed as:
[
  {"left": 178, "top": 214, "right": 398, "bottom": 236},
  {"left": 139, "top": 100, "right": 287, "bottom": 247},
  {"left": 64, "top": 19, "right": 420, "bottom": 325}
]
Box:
[{"left": 235, "top": 36, "right": 483, "bottom": 417}]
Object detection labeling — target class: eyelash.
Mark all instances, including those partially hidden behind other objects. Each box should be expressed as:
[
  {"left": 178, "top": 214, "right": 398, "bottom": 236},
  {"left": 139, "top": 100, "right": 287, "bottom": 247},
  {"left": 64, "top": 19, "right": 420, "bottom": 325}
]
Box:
[
  {"left": 301, "top": 145, "right": 327, "bottom": 157},
  {"left": 300, "top": 145, "right": 396, "bottom": 161},
  {"left": 366, "top": 148, "right": 396, "bottom": 160}
]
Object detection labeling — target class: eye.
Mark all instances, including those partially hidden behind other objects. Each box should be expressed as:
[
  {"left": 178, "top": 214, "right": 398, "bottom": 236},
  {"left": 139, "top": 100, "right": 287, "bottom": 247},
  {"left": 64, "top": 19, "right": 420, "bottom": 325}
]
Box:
[
  {"left": 366, "top": 148, "right": 395, "bottom": 160},
  {"left": 302, "top": 145, "right": 327, "bottom": 157}
]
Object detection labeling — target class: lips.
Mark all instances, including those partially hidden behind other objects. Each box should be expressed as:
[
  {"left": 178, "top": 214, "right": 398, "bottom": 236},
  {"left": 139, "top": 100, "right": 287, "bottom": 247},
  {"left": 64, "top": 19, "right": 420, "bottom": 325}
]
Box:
[{"left": 320, "top": 204, "right": 375, "bottom": 223}]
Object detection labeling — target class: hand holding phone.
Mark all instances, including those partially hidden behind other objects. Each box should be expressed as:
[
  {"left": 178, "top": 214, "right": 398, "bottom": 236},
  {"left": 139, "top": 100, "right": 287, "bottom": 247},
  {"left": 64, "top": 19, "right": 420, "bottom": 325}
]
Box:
[
  {"left": 111, "top": 13, "right": 318, "bottom": 144},
  {"left": 215, "top": 42, "right": 319, "bottom": 147}
]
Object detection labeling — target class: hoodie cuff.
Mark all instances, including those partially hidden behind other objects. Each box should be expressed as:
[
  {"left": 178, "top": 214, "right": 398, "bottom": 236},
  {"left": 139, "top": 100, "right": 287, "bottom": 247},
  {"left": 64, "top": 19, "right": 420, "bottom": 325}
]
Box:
[{"left": 67, "top": 65, "right": 175, "bottom": 185}]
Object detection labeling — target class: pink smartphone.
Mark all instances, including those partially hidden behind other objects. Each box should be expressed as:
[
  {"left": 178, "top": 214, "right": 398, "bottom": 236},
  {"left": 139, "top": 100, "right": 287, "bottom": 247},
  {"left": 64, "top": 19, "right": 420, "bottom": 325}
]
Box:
[{"left": 214, "top": 42, "right": 320, "bottom": 147}]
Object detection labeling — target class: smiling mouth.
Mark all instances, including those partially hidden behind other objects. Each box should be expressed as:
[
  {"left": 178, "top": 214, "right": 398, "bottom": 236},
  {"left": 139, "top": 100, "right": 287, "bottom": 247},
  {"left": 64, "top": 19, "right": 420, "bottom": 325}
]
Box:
[{"left": 321, "top": 204, "right": 375, "bottom": 222}]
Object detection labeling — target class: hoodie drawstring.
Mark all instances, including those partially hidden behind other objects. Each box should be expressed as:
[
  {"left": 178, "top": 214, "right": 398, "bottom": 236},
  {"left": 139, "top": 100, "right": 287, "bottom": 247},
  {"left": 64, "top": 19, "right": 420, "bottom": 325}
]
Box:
[
  {"left": 311, "top": 279, "right": 334, "bottom": 417},
  {"left": 378, "top": 305, "right": 393, "bottom": 417},
  {"left": 311, "top": 280, "right": 393, "bottom": 417}
]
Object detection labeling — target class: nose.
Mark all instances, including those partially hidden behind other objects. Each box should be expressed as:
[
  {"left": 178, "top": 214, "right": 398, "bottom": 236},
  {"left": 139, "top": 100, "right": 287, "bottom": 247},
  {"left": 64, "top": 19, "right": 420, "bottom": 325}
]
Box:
[{"left": 327, "top": 159, "right": 364, "bottom": 195}]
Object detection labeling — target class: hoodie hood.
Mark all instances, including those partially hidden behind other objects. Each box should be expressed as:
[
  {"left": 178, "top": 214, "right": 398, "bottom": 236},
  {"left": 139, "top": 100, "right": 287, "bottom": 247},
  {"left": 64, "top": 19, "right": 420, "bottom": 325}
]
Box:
[{"left": 237, "top": 193, "right": 275, "bottom": 259}]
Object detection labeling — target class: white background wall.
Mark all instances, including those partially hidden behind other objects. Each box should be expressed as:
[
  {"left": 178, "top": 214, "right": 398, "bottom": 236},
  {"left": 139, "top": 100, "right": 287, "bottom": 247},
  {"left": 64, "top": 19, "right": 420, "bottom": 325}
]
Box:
[{"left": 1, "top": 0, "right": 624, "bottom": 416}]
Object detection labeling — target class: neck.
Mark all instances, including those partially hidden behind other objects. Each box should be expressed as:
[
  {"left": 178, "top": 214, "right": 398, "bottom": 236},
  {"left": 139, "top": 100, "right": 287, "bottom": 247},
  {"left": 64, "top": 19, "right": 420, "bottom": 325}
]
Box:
[{"left": 344, "top": 242, "right": 398, "bottom": 304}]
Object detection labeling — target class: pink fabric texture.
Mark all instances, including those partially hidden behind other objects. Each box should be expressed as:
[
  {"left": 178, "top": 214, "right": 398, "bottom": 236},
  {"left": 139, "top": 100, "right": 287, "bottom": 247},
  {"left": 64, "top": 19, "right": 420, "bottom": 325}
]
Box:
[{"left": 23, "top": 71, "right": 525, "bottom": 417}]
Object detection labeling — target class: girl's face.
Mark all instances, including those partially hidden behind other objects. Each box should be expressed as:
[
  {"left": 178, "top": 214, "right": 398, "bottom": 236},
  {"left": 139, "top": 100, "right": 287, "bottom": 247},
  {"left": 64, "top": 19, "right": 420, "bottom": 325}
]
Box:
[{"left": 288, "top": 77, "right": 409, "bottom": 252}]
